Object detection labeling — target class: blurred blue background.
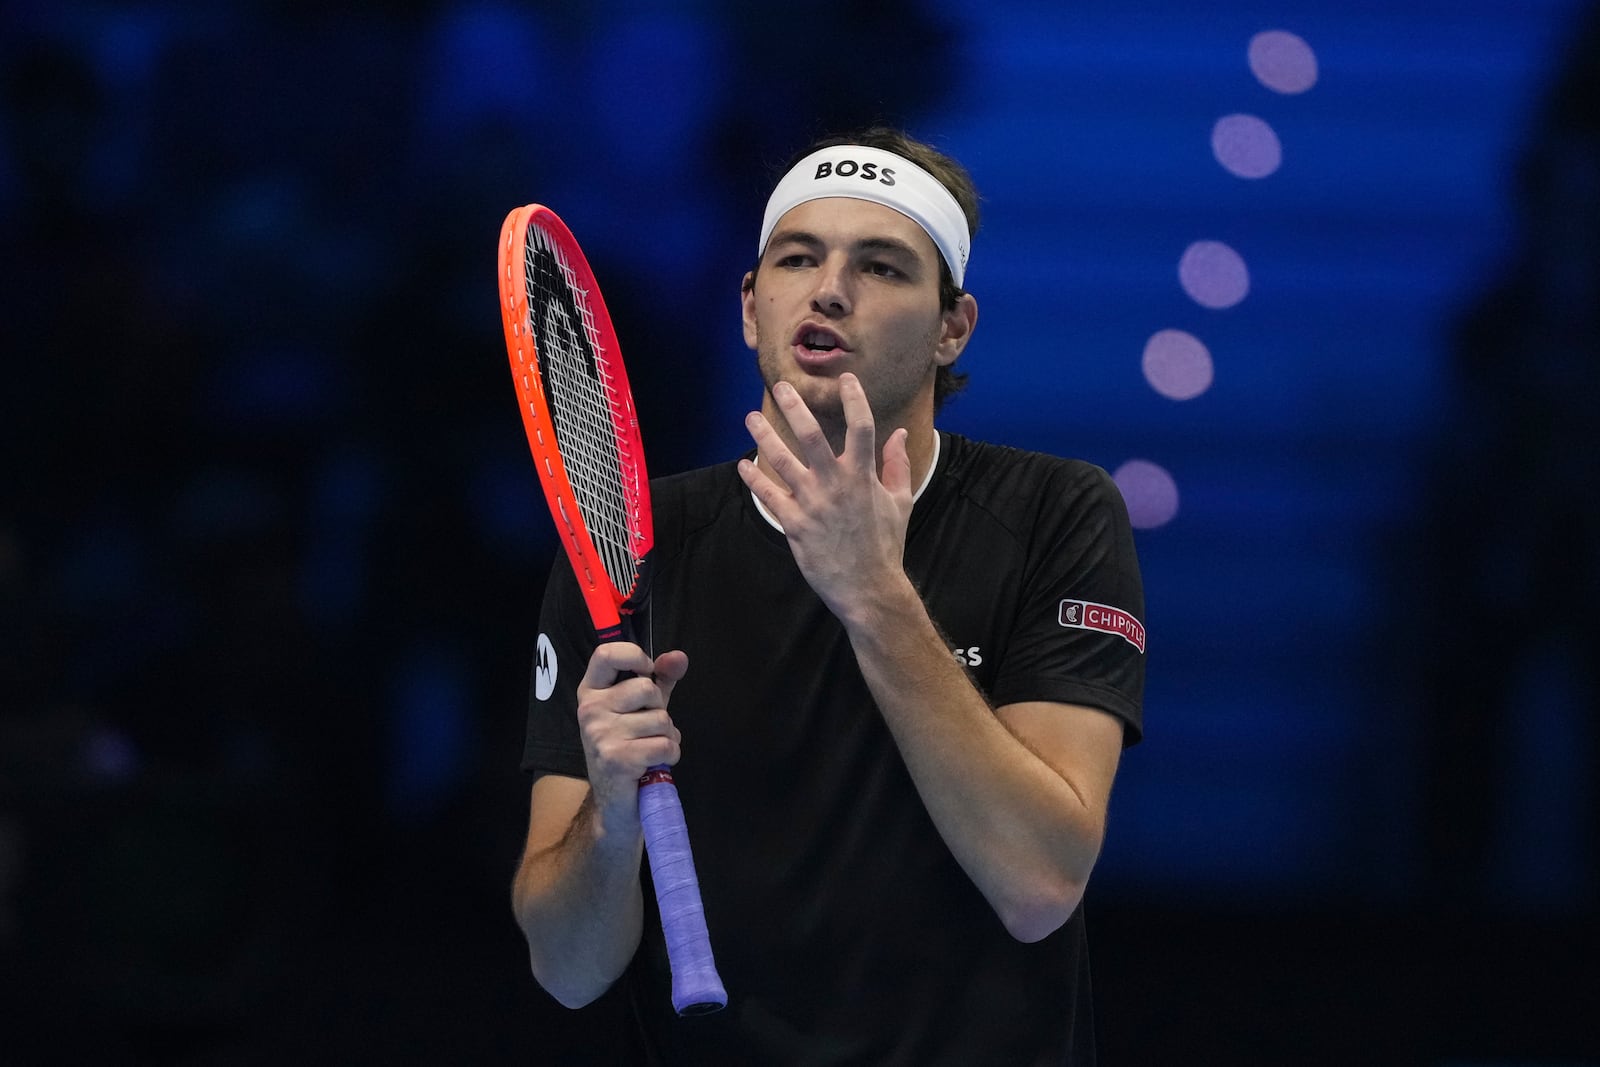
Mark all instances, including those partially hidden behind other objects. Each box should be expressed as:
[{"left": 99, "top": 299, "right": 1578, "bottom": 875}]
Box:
[{"left": 3, "top": 1, "right": 1597, "bottom": 1063}]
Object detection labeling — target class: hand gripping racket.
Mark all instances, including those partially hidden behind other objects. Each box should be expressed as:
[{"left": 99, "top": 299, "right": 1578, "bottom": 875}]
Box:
[{"left": 499, "top": 204, "right": 727, "bottom": 1016}]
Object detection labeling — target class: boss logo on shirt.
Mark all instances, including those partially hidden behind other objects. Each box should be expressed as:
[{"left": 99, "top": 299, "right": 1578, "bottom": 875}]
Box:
[{"left": 1059, "top": 600, "right": 1146, "bottom": 654}]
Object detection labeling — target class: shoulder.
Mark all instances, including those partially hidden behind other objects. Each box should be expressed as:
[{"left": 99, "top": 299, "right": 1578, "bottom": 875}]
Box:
[
  {"left": 936, "top": 434, "right": 1127, "bottom": 532},
  {"left": 648, "top": 459, "right": 750, "bottom": 550}
]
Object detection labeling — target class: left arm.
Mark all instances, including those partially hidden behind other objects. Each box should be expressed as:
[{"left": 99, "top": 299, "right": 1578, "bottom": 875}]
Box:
[
  {"left": 739, "top": 376, "right": 1126, "bottom": 941},
  {"left": 846, "top": 573, "right": 1124, "bottom": 941}
]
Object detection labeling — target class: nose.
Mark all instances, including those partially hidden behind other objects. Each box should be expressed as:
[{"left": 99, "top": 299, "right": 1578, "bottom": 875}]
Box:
[{"left": 810, "top": 256, "right": 852, "bottom": 317}]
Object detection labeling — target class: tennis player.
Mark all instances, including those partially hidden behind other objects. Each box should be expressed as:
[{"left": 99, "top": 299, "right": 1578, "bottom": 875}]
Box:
[{"left": 513, "top": 127, "right": 1146, "bottom": 1064}]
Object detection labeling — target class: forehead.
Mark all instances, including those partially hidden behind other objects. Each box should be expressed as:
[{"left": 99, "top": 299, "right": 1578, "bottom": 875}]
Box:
[{"left": 768, "top": 197, "right": 940, "bottom": 262}]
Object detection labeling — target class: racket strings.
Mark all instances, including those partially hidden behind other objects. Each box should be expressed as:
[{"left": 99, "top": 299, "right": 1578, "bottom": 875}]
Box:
[{"left": 525, "top": 226, "right": 641, "bottom": 596}]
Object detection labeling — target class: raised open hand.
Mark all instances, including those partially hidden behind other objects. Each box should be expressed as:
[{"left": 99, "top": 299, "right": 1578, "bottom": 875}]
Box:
[{"left": 737, "top": 374, "right": 916, "bottom": 628}]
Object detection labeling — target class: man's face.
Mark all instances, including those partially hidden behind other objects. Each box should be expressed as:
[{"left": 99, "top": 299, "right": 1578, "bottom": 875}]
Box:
[{"left": 742, "top": 197, "right": 965, "bottom": 434}]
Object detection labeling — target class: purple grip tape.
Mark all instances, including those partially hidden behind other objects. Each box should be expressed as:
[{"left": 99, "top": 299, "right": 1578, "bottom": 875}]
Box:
[{"left": 638, "top": 766, "right": 726, "bottom": 1015}]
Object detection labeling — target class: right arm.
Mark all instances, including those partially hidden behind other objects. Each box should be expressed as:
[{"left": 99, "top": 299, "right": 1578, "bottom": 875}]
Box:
[{"left": 510, "top": 642, "right": 688, "bottom": 1008}]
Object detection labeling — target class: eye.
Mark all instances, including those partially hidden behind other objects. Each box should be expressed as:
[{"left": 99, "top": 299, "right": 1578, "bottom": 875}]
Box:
[
  {"left": 775, "top": 252, "right": 814, "bottom": 269},
  {"left": 866, "top": 261, "right": 903, "bottom": 279}
]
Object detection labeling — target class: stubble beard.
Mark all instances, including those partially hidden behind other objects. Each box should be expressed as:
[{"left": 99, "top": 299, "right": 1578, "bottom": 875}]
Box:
[{"left": 753, "top": 335, "right": 938, "bottom": 457}]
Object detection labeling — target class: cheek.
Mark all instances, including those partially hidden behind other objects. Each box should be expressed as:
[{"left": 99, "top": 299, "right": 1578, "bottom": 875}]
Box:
[
  {"left": 756, "top": 295, "right": 791, "bottom": 344},
  {"left": 894, "top": 307, "right": 945, "bottom": 353}
]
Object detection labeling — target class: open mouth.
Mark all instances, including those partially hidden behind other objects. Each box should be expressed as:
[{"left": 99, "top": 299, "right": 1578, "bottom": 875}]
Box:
[{"left": 793, "top": 325, "right": 849, "bottom": 357}]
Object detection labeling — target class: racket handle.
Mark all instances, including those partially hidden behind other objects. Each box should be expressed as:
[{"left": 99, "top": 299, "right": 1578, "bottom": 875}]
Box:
[{"left": 637, "top": 766, "right": 727, "bottom": 1016}]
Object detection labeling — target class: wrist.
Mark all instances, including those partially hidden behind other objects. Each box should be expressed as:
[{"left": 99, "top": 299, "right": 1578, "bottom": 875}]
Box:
[
  {"left": 835, "top": 570, "right": 924, "bottom": 639},
  {"left": 585, "top": 790, "right": 644, "bottom": 856}
]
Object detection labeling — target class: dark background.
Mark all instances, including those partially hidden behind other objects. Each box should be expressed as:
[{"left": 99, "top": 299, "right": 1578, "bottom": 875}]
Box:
[{"left": 2, "top": 1, "right": 1597, "bottom": 1063}]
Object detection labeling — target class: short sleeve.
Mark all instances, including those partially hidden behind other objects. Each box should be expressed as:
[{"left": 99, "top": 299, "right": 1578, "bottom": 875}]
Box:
[
  {"left": 521, "top": 551, "right": 598, "bottom": 777},
  {"left": 988, "top": 463, "right": 1146, "bottom": 745}
]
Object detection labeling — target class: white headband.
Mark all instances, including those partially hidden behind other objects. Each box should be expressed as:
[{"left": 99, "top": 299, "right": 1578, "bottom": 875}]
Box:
[{"left": 758, "top": 145, "right": 971, "bottom": 288}]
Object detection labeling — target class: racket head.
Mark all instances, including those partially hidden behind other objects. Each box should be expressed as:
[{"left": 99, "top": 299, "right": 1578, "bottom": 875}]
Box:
[{"left": 499, "top": 204, "right": 654, "bottom": 639}]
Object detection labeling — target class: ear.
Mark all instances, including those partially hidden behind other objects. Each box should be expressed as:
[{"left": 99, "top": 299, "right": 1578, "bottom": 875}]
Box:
[
  {"left": 740, "top": 271, "right": 759, "bottom": 350},
  {"left": 934, "top": 292, "right": 978, "bottom": 368}
]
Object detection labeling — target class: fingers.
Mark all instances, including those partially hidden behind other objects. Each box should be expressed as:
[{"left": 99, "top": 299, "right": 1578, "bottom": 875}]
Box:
[
  {"left": 578, "top": 642, "right": 686, "bottom": 717},
  {"left": 597, "top": 708, "right": 680, "bottom": 751},
  {"left": 743, "top": 407, "right": 806, "bottom": 492},
  {"left": 577, "top": 644, "right": 687, "bottom": 802},
  {"left": 769, "top": 380, "right": 833, "bottom": 466},
  {"left": 766, "top": 375, "right": 877, "bottom": 467},
  {"left": 747, "top": 374, "right": 880, "bottom": 478},
  {"left": 579, "top": 641, "right": 657, "bottom": 692},
  {"left": 587, "top": 718, "right": 681, "bottom": 797},
  {"left": 881, "top": 426, "right": 912, "bottom": 497},
  {"left": 739, "top": 401, "right": 808, "bottom": 530},
  {"left": 740, "top": 374, "right": 912, "bottom": 534},
  {"left": 835, "top": 373, "right": 878, "bottom": 473}
]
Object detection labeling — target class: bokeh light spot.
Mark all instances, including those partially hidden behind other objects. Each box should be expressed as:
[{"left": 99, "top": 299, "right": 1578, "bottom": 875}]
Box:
[
  {"left": 1142, "top": 329, "right": 1214, "bottom": 400},
  {"left": 1249, "top": 30, "right": 1318, "bottom": 94},
  {"left": 1113, "top": 460, "right": 1180, "bottom": 529},
  {"left": 1212, "top": 113, "right": 1282, "bottom": 179},
  {"left": 83, "top": 727, "right": 140, "bottom": 782},
  {"left": 1179, "top": 240, "right": 1250, "bottom": 309}
]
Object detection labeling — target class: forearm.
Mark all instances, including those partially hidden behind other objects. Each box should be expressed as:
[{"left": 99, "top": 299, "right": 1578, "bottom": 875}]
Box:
[
  {"left": 738, "top": 379, "right": 1115, "bottom": 937},
  {"left": 842, "top": 576, "right": 1107, "bottom": 941},
  {"left": 512, "top": 790, "right": 645, "bottom": 1008}
]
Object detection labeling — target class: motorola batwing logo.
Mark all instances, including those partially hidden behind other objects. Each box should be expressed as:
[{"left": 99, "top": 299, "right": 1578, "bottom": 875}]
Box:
[{"left": 535, "top": 633, "right": 558, "bottom": 701}]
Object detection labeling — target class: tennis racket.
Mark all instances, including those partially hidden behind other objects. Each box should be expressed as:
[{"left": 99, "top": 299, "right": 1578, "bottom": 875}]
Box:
[{"left": 499, "top": 203, "right": 727, "bottom": 1016}]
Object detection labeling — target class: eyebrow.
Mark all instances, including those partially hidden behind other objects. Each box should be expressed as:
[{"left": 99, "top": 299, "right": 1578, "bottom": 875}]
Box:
[{"left": 767, "top": 229, "right": 923, "bottom": 261}]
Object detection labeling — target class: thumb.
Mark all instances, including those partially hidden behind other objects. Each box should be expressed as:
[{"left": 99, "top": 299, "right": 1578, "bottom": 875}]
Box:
[{"left": 652, "top": 649, "right": 689, "bottom": 705}]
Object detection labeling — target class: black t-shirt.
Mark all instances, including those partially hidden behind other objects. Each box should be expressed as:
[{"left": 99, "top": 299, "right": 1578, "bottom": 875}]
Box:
[{"left": 524, "top": 432, "right": 1146, "bottom": 1065}]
